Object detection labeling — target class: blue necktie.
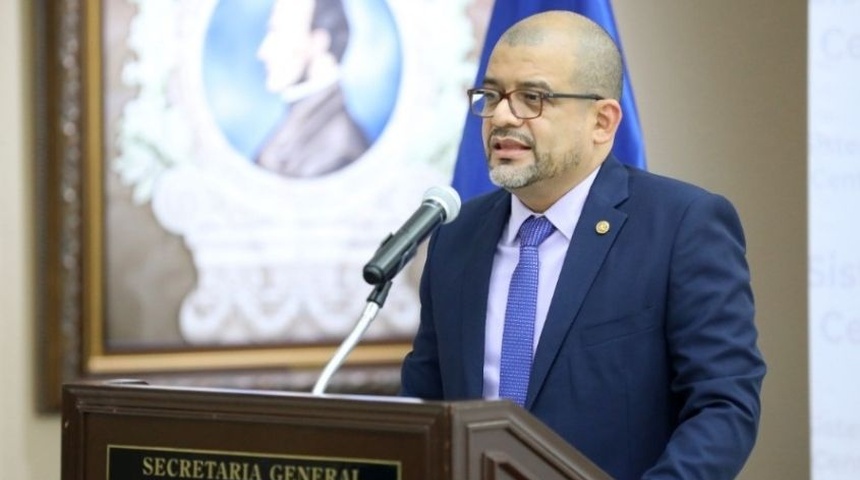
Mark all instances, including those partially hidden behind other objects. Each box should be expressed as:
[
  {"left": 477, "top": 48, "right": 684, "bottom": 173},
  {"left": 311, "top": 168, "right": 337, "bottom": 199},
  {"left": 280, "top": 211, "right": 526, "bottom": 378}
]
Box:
[{"left": 498, "top": 215, "right": 556, "bottom": 406}]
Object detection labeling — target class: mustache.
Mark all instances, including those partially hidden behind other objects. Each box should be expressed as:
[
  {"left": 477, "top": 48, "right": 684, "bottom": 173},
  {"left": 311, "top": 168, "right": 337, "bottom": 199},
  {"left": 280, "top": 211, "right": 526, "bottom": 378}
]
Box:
[{"left": 487, "top": 128, "right": 534, "bottom": 149}]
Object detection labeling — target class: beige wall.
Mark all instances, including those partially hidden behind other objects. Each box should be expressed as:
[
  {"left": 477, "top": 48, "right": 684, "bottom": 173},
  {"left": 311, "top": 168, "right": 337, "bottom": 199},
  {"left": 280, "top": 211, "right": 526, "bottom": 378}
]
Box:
[
  {"left": 0, "top": 0, "right": 807, "bottom": 478},
  {"left": 1, "top": 1, "right": 63, "bottom": 479}
]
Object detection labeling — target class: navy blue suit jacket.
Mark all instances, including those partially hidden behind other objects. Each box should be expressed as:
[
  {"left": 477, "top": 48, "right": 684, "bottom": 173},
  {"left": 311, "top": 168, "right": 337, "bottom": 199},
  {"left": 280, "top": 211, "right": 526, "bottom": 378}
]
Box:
[{"left": 401, "top": 157, "right": 765, "bottom": 479}]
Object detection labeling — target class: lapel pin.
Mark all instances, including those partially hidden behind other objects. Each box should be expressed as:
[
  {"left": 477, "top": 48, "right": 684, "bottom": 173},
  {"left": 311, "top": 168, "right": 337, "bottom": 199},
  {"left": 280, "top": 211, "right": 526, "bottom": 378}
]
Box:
[{"left": 595, "top": 220, "right": 610, "bottom": 235}]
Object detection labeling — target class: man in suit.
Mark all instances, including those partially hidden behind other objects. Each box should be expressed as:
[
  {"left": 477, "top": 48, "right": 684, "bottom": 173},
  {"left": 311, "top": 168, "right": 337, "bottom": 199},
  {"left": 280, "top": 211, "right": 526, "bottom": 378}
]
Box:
[
  {"left": 400, "top": 10, "right": 765, "bottom": 480},
  {"left": 255, "top": 0, "right": 369, "bottom": 178}
]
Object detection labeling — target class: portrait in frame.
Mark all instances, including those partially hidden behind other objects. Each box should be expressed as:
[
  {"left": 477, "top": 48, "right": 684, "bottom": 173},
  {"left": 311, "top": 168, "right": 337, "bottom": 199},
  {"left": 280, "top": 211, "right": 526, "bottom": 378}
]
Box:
[{"left": 34, "top": 0, "right": 492, "bottom": 410}]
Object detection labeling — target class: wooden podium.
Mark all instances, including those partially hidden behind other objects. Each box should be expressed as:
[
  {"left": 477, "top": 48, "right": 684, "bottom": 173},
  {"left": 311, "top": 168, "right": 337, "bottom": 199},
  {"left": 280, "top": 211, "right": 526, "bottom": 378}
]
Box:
[{"left": 62, "top": 380, "right": 610, "bottom": 479}]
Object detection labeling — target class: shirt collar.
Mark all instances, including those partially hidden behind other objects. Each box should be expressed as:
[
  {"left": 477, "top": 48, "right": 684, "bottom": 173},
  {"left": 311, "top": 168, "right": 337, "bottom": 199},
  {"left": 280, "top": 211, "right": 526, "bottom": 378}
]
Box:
[
  {"left": 504, "top": 165, "right": 602, "bottom": 244},
  {"left": 279, "top": 68, "right": 341, "bottom": 104}
]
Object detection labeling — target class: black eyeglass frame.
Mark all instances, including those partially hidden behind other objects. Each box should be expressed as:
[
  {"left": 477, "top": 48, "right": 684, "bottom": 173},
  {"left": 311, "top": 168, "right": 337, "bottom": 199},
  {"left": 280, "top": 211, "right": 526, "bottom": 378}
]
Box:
[{"left": 467, "top": 87, "right": 605, "bottom": 120}]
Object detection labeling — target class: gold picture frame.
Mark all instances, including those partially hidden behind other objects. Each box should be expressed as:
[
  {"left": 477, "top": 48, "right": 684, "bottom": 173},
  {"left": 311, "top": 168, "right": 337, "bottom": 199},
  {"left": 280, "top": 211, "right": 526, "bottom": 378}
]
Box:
[{"left": 33, "top": 0, "right": 483, "bottom": 411}]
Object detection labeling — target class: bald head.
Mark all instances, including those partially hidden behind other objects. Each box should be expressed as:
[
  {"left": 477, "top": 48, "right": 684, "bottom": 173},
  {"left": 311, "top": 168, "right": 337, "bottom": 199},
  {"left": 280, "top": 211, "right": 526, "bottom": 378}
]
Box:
[{"left": 496, "top": 11, "right": 623, "bottom": 100}]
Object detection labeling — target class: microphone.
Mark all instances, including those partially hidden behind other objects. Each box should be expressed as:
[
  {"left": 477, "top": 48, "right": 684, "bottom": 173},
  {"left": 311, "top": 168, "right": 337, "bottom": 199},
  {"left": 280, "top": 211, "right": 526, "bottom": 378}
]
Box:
[{"left": 362, "top": 186, "right": 461, "bottom": 285}]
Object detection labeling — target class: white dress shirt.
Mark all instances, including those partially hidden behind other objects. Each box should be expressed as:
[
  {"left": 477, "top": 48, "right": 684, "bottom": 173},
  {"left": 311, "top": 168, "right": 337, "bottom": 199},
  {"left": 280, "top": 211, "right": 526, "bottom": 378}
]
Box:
[{"left": 483, "top": 166, "right": 600, "bottom": 398}]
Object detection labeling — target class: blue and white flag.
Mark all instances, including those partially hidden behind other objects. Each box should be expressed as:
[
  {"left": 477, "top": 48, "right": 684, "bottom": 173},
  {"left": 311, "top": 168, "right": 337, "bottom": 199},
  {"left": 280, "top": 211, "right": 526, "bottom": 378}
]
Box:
[{"left": 452, "top": 0, "right": 646, "bottom": 201}]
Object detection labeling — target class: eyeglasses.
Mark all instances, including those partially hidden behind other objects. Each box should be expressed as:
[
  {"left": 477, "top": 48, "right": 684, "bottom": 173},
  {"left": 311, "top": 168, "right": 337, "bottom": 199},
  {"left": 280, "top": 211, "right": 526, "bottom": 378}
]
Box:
[{"left": 467, "top": 88, "right": 604, "bottom": 120}]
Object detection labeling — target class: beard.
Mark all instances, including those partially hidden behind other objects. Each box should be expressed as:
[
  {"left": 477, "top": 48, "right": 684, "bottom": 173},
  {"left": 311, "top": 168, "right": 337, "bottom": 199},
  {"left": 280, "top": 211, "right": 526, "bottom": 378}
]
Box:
[
  {"left": 489, "top": 160, "right": 541, "bottom": 189},
  {"left": 488, "top": 148, "right": 581, "bottom": 190}
]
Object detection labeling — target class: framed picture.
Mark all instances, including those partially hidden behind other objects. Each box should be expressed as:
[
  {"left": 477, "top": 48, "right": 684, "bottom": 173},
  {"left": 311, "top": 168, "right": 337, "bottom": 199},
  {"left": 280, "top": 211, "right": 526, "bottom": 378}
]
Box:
[{"left": 34, "top": 0, "right": 490, "bottom": 410}]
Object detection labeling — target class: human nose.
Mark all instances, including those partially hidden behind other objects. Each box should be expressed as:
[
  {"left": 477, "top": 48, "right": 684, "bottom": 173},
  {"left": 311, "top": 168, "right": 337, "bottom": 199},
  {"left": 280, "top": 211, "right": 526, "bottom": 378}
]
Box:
[
  {"left": 489, "top": 96, "right": 523, "bottom": 126},
  {"left": 257, "top": 35, "right": 271, "bottom": 60}
]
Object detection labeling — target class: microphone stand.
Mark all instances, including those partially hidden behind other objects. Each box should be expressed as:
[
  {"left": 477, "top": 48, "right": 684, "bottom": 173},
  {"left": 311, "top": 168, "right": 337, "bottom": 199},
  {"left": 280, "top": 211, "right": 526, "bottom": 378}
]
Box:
[{"left": 311, "top": 281, "right": 393, "bottom": 395}]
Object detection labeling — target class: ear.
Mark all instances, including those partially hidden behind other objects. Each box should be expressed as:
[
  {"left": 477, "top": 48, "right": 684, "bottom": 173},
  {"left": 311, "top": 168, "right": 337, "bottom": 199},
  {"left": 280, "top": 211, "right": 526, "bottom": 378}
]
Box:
[{"left": 592, "top": 99, "right": 623, "bottom": 145}]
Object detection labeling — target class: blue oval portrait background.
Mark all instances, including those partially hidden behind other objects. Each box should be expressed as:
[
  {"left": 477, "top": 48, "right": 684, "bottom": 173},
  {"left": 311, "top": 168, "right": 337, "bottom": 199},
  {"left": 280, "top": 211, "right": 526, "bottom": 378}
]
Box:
[{"left": 202, "top": 0, "right": 402, "bottom": 160}]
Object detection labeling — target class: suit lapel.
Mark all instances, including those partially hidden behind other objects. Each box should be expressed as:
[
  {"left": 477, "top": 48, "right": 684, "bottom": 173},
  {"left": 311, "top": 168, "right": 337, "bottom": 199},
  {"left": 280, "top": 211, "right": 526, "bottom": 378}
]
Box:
[
  {"left": 459, "top": 192, "right": 510, "bottom": 398},
  {"left": 526, "top": 158, "right": 631, "bottom": 408}
]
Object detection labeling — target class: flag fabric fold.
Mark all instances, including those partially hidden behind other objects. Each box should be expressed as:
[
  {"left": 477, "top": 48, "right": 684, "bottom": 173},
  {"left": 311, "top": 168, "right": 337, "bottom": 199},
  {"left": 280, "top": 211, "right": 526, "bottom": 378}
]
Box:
[{"left": 452, "top": 0, "right": 646, "bottom": 201}]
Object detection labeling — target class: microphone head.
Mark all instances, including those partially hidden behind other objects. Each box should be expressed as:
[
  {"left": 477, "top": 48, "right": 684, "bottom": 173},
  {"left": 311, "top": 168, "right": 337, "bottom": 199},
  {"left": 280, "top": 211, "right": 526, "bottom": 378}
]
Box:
[{"left": 423, "top": 185, "right": 461, "bottom": 224}]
